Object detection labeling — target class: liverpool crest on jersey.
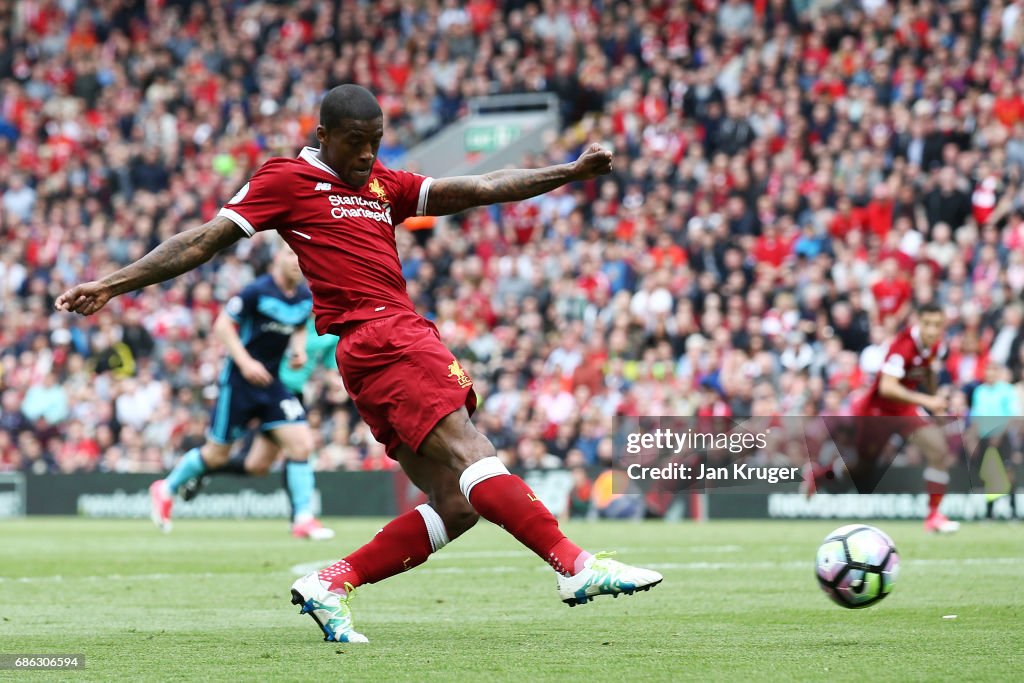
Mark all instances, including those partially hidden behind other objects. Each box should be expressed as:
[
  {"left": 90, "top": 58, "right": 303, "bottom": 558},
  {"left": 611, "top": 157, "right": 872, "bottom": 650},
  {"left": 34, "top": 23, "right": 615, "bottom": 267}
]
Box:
[{"left": 368, "top": 178, "right": 389, "bottom": 204}]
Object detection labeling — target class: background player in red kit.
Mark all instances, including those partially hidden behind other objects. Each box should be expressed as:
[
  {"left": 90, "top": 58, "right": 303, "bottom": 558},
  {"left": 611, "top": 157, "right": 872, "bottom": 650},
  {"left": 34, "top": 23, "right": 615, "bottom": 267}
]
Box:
[
  {"left": 841, "top": 303, "right": 960, "bottom": 533},
  {"left": 56, "top": 84, "right": 662, "bottom": 643},
  {"left": 851, "top": 305, "right": 954, "bottom": 532}
]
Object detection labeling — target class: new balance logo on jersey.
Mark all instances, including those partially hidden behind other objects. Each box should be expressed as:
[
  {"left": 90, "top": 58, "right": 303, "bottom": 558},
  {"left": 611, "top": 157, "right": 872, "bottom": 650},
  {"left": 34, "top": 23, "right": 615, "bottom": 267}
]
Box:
[{"left": 314, "top": 182, "right": 332, "bottom": 191}]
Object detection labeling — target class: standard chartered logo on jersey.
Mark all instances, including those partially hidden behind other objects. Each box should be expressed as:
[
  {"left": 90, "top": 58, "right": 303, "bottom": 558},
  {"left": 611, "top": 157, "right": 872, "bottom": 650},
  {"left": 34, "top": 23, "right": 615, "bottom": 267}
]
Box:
[
  {"left": 261, "top": 321, "right": 296, "bottom": 335},
  {"left": 327, "top": 194, "right": 392, "bottom": 224}
]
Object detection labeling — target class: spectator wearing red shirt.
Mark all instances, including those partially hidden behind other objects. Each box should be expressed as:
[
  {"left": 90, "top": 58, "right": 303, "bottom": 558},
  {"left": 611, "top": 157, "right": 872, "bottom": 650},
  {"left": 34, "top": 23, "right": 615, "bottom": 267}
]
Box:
[
  {"left": 752, "top": 221, "right": 795, "bottom": 270},
  {"left": 502, "top": 201, "right": 541, "bottom": 245},
  {"left": 864, "top": 183, "right": 895, "bottom": 240},
  {"left": 830, "top": 195, "right": 861, "bottom": 240},
  {"left": 945, "top": 331, "right": 989, "bottom": 387},
  {"left": 650, "top": 232, "right": 686, "bottom": 269},
  {"left": 870, "top": 258, "right": 913, "bottom": 326},
  {"left": 576, "top": 259, "right": 611, "bottom": 304},
  {"left": 993, "top": 82, "right": 1023, "bottom": 128},
  {"left": 971, "top": 173, "right": 1000, "bottom": 225}
]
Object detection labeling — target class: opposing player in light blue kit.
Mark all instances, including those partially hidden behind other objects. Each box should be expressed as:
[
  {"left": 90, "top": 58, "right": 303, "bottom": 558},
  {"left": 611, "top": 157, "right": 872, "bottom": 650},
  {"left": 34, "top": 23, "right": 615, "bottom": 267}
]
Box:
[{"left": 150, "top": 242, "right": 334, "bottom": 540}]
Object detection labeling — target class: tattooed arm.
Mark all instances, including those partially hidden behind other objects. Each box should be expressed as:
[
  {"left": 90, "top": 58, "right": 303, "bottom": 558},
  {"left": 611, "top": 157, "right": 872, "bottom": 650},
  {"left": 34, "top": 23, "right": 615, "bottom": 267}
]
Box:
[
  {"left": 55, "top": 216, "right": 244, "bottom": 316},
  {"left": 424, "top": 143, "right": 613, "bottom": 216}
]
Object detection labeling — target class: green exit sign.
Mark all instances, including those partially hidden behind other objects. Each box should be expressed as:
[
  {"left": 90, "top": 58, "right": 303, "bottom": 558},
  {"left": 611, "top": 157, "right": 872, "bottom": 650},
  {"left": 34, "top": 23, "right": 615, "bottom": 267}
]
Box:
[{"left": 464, "top": 124, "right": 522, "bottom": 152}]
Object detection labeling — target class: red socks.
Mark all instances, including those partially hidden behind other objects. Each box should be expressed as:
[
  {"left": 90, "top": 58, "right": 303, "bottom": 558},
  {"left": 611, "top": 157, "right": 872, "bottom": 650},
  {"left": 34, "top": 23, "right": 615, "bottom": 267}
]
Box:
[
  {"left": 924, "top": 467, "right": 949, "bottom": 517},
  {"left": 318, "top": 504, "right": 449, "bottom": 593},
  {"left": 549, "top": 538, "right": 592, "bottom": 575},
  {"left": 459, "top": 456, "right": 589, "bottom": 576},
  {"left": 318, "top": 558, "right": 362, "bottom": 593},
  {"left": 318, "top": 458, "right": 593, "bottom": 594}
]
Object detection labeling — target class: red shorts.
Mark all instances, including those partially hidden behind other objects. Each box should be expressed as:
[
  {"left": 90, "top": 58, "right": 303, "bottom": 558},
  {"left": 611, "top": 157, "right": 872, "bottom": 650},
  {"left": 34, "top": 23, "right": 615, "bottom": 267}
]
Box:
[
  {"left": 849, "top": 392, "right": 928, "bottom": 459},
  {"left": 335, "top": 311, "right": 477, "bottom": 458}
]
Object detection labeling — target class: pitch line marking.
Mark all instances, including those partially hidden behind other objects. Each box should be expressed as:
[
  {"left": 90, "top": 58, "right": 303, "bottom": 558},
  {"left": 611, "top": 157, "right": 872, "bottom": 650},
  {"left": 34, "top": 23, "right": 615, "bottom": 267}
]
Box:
[
  {"left": 2, "top": 557, "right": 1018, "bottom": 584},
  {"left": 286, "top": 555, "right": 1023, "bottom": 578},
  {"left": 286, "top": 546, "right": 742, "bottom": 576}
]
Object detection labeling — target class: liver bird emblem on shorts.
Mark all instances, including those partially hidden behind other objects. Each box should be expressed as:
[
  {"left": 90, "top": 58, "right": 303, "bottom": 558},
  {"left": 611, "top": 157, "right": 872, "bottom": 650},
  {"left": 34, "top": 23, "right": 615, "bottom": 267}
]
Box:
[{"left": 447, "top": 359, "right": 473, "bottom": 388}]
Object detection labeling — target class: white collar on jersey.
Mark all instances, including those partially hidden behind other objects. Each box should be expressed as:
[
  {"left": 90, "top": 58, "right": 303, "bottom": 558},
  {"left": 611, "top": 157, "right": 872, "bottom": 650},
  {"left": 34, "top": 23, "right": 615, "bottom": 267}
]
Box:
[{"left": 299, "top": 146, "right": 340, "bottom": 178}]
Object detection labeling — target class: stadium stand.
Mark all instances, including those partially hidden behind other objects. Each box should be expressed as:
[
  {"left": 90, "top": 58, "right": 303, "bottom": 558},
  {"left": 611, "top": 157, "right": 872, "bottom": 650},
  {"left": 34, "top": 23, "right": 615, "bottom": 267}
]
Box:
[{"left": 1, "top": 0, "right": 1023, "bottom": 478}]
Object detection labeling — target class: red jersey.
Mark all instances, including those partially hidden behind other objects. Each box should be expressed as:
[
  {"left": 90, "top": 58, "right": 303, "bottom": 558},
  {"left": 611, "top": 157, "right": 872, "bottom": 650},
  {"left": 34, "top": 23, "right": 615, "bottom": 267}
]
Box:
[
  {"left": 972, "top": 177, "right": 998, "bottom": 225},
  {"left": 864, "top": 325, "right": 944, "bottom": 414},
  {"left": 218, "top": 147, "right": 432, "bottom": 335},
  {"left": 502, "top": 201, "right": 540, "bottom": 245},
  {"left": 870, "top": 278, "right": 911, "bottom": 322},
  {"left": 752, "top": 232, "right": 795, "bottom": 267}
]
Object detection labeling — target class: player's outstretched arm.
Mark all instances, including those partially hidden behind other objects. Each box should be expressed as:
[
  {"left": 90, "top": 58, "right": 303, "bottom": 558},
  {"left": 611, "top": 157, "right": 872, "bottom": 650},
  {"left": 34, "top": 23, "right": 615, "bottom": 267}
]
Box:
[
  {"left": 424, "top": 143, "right": 612, "bottom": 216},
  {"left": 55, "top": 216, "right": 243, "bottom": 316}
]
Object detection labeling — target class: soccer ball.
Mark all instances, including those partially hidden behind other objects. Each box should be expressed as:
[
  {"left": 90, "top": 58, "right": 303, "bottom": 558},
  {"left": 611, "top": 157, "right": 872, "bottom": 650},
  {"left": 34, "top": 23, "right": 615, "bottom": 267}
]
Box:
[{"left": 815, "top": 524, "right": 900, "bottom": 609}]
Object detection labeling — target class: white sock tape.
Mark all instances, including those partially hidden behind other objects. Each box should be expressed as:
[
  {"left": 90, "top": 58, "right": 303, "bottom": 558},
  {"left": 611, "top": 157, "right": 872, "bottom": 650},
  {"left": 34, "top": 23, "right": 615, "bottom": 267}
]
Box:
[
  {"left": 923, "top": 467, "right": 950, "bottom": 485},
  {"left": 458, "top": 456, "right": 510, "bottom": 501},
  {"left": 415, "top": 503, "right": 449, "bottom": 552}
]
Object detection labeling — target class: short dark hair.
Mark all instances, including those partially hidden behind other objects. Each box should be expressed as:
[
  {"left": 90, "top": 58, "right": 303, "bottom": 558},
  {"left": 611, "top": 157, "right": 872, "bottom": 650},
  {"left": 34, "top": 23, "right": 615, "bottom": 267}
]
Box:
[
  {"left": 919, "top": 302, "right": 943, "bottom": 316},
  {"left": 320, "top": 84, "right": 382, "bottom": 130}
]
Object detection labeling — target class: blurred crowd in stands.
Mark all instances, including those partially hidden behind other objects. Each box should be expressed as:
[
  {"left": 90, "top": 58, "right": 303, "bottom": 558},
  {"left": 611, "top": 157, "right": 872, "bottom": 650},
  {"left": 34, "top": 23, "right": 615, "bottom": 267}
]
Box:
[{"left": 2, "top": 0, "right": 1024, "bottom": 477}]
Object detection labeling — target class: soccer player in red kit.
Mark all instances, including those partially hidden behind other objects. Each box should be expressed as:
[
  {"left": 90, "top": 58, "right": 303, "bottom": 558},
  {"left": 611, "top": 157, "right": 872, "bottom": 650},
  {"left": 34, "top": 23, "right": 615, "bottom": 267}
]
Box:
[
  {"left": 826, "top": 304, "right": 960, "bottom": 533},
  {"left": 56, "top": 84, "right": 662, "bottom": 643}
]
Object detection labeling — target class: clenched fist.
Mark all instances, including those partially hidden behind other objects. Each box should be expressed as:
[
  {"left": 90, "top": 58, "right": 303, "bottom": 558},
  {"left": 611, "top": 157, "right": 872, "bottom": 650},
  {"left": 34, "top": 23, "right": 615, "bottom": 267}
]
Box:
[
  {"left": 571, "top": 143, "right": 614, "bottom": 180},
  {"left": 55, "top": 281, "right": 113, "bottom": 316}
]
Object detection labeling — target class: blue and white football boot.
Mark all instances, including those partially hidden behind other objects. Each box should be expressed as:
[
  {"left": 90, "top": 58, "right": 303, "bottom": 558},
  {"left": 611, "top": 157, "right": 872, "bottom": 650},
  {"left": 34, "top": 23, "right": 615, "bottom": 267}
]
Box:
[
  {"left": 556, "top": 552, "right": 663, "bottom": 606},
  {"left": 290, "top": 572, "right": 369, "bottom": 643}
]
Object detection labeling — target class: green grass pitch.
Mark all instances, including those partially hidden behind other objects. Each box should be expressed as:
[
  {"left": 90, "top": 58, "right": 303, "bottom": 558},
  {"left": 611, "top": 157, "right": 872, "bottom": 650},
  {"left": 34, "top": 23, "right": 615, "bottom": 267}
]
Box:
[{"left": 1, "top": 518, "right": 1021, "bottom": 682}]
